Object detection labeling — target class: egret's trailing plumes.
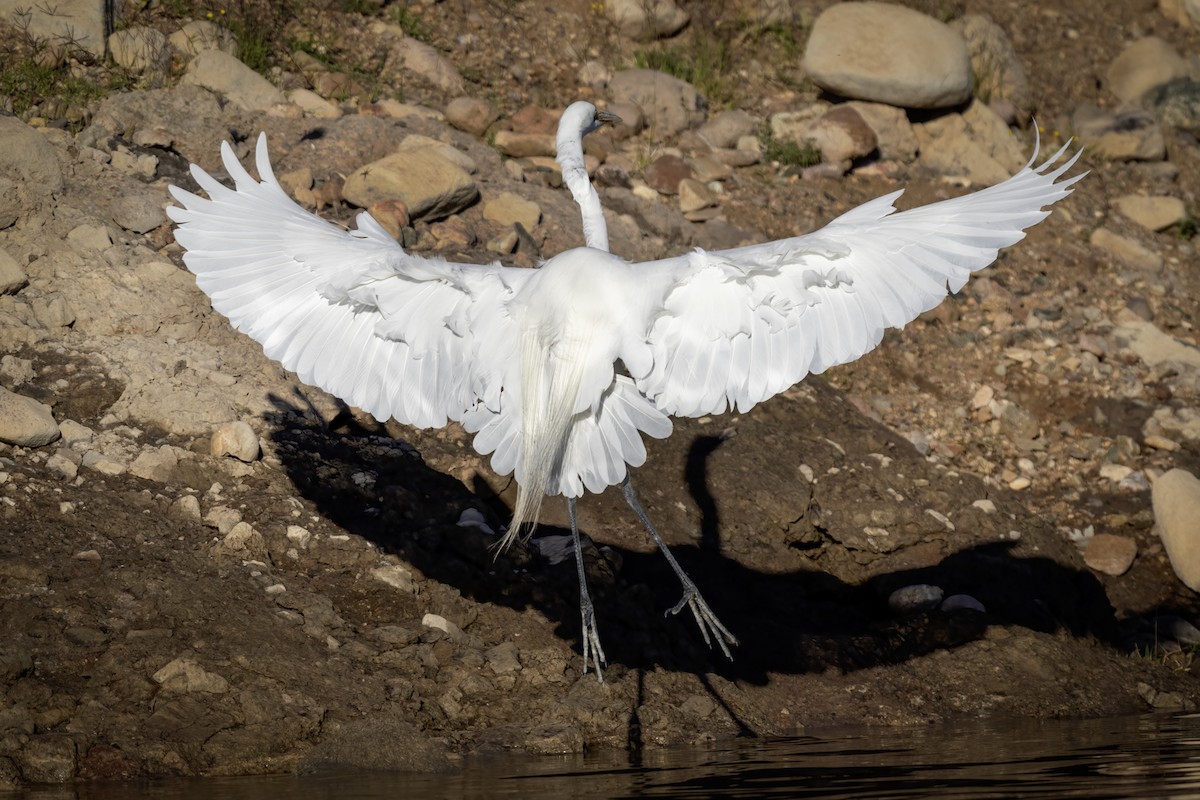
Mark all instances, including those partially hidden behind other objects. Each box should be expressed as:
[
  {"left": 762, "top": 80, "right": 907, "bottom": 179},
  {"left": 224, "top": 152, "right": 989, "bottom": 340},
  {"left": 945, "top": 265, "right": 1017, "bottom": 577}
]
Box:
[{"left": 168, "top": 101, "right": 1084, "bottom": 681}]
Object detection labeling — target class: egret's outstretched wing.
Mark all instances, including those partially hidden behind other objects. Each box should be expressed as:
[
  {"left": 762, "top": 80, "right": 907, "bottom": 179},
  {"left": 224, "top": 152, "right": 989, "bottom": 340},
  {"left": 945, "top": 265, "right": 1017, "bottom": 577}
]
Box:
[
  {"left": 633, "top": 142, "right": 1084, "bottom": 417},
  {"left": 167, "top": 134, "right": 531, "bottom": 428}
]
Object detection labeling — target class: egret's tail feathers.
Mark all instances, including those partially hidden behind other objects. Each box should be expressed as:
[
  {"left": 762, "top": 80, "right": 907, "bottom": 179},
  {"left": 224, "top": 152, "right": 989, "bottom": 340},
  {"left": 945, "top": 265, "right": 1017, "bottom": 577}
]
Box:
[{"left": 501, "top": 327, "right": 593, "bottom": 549}]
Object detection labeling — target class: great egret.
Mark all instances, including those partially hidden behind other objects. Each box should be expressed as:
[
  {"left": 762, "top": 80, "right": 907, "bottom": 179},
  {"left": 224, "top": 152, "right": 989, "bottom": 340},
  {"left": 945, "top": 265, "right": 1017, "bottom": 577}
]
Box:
[{"left": 167, "top": 101, "right": 1082, "bottom": 681}]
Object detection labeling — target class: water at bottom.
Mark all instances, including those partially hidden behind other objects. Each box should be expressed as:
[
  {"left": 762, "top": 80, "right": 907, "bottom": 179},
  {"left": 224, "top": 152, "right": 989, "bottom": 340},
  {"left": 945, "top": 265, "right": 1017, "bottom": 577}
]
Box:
[{"left": 15, "top": 712, "right": 1200, "bottom": 800}]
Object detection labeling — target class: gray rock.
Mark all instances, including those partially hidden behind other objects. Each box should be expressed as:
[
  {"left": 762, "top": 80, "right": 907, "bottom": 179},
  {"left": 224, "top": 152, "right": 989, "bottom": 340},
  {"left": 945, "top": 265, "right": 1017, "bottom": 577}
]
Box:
[
  {"left": 57, "top": 419, "right": 93, "bottom": 447},
  {"left": 914, "top": 100, "right": 1027, "bottom": 185},
  {"left": 678, "top": 178, "right": 717, "bottom": 215},
  {"left": 111, "top": 192, "right": 165, "bottom": 233},
  {"left": 951, "top": 14, "right": 1032, "bottom": 118},
  {"left": 129, "top": 445, "right": 181, "bottom": 482},
  {"left": 0, "top": 387, "right": 59, "bottom": 447},
  {"left": 605, "top": 100, "right": 645, "bottom": 138},
  {"left": 485, "top": 641, "right": 522, "bottom": 673},
  {"left": 81, "top": 451, "right": 126, "bottom": 476},
  {"left": 1106, "top": 37, "right": 1190, "bottom": 102},
  {"left": 168, "top": 20, "right": 238, "bottom": 57},
  {"left": 1114, "top": 194, "right": 1186, "bottom": 231},
  {"left": 181, "top": 50, "right": 288, "bottom": 112},
  {"left": 203, "top": 505, "right": 243, "bottom": 535},
  {"left": 169, "top": 494, "right": 202, "bottom": 521},
  {"left": 46, "top": 451, "right": 79, "bottom": 480},
  {"left": 210, "top": 420, "right": 260, "bottom": 462},
  {"left": 0, "top": 248, "right": 26, "bottom": 295},
  {"left": 609, "top": 70, "right": 706, "bottom": 140},
  {"left": 1072, "top": 104, "right": 1166, "bottom": 161},
  {"left": 1153, "top": 468, "right": 1200, "bottom": 591},
  {"left": 803, "top": 2, "right": 971, "bottom": 109},
  {"left": 888, "top": 583, "right": 945, "bottom": 612},
  {"left": 108, "top": 26, "right": 171, "bottom": 73},
  {"left": 445, "top": 97, "right": 500, "bottom": 136},
  {"left": 370, "top": 564, "right": 416, "bottom": 593},
  {"left": 288, "top": 89, "right": 342, "bottom": 119},
  {"left": 604, "top": 0, "right": 690, "bottom": 41},
  {"left": 0, "top": 176, "right": 18, "bottom": 228},
  {"left": 688, "top": 154, "right": 732, "bottom": 181},
  {"left": 343, "top": 148, "right": 479, "bottom": 221},
  {"left": 482, "top": 191, "right": 541, "bottom": 231},
  {"left": 1112, "top": 310, "right": 1200, "bottom": 371},
  {"left": 0, "top": 0, "right": 106, "bottom": 56},
  {"left": 0, "top": 116, "right": 64, "bottom": 204},
  {"left": 382, "top": 30, "right": 464, "bottom": 93},
  {"left": 697, "top": 109, "right": 758, "bottom": 148},
  {"left": 845, "top": 101, "right": 919, "bottom": 162},
  {"left": 212, "top": 521, "right": 267, "bottom": 559},
  {"left": 1148, "top": 78, "right": 1200, "bottom": 133},
  {"left": 1090, "top": 228, "right": 1163, "bottom": 271},
  {"left": 66, "top": 222, "right": 112, "bottom": 253}
]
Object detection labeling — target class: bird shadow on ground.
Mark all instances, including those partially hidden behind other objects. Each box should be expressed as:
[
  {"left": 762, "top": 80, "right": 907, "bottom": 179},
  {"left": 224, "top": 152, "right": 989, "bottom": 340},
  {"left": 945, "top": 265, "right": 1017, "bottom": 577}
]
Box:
[{"left": 263, "top": 394, "right": 1120, "bottom": 688}]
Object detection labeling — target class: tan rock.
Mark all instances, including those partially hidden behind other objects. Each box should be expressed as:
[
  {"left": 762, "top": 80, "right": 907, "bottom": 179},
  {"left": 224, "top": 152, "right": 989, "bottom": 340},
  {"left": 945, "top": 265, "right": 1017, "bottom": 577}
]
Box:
[
  {"left": 482, "top": 192, "right": 541, "bottom": 231},
  {"left": 1154, "top": 469, "right": 1200, "bottom": 591},
  {"left": 804, "top": 1, "right": 971, "bottom": 109},
  {"left": 1106, "top": 37, "right": 1190, "bottom": 101},
  {"left": 1113, "top": 194, "right": 1186, "bottom": 232},
  {"left": 1089, "top": 228, "right": 1162, "bottom": 271},
  {"left": 0, "top": 387, "right": 59, "bottom": 447},
  {"left": 343, "top": 148, "right": 478, "bottom": 222},
  {"left": 1083, "top": 533, "right": 1138, "bottom": 576}
]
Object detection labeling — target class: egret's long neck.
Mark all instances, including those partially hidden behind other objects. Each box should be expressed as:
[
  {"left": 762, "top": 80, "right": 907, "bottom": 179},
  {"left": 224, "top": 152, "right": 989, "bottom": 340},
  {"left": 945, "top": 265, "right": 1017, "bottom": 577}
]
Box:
[{"left": 556, "top": 128, "right": 609, "bottom": 252}]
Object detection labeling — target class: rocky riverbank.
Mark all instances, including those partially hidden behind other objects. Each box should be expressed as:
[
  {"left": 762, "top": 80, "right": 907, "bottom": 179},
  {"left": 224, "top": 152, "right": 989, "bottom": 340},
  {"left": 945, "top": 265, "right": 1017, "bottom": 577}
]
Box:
[{"left": 2, "top": 0, "right": 1200, "bottom": 789}]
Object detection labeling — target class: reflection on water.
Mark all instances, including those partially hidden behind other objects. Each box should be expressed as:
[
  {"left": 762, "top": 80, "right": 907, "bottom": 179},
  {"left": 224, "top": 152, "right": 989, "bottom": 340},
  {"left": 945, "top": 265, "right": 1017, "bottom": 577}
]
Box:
[{"left": 14, "top": 713, "right": 1200, "bottom": 799}]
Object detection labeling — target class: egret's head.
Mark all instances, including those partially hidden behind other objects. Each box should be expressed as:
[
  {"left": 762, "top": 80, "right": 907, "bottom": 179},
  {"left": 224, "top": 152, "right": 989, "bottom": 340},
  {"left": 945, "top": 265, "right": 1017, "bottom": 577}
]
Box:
[
  {"left": 588, "top": 109, "right": 621, "bottom": 136},
  {"left": 561, "top": 100, "right": 623, "bottom": 140}
]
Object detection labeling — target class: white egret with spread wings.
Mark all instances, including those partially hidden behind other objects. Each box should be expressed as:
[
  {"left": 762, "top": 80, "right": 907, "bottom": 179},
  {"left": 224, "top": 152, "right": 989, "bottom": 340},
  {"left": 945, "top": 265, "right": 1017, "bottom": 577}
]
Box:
[{"left": 168, "top": 101, "right": 1082, "bottom": 681}]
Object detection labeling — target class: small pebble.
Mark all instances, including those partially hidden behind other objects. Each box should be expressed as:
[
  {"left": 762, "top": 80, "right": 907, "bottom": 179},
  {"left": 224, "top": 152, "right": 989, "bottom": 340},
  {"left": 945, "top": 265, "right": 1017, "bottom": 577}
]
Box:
[{"left": 888, "top": 584, "right": 944, "bottom": 613}]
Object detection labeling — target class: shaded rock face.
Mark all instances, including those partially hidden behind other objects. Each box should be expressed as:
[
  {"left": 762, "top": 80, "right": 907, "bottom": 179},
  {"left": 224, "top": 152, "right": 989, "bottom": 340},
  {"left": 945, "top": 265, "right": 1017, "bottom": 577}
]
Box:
[{"left": 803, "top": 1, "right": 972, "bottom": 109}]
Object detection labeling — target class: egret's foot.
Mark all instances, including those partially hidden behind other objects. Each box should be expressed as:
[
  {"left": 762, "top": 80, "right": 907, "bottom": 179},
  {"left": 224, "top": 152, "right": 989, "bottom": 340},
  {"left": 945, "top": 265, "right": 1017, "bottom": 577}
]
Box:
[
  {"left": 580, "top": 601, "right": 608, "bottom": 682},
  {"left": 667, "top": 579, "right": 738, "bottom": 660}
]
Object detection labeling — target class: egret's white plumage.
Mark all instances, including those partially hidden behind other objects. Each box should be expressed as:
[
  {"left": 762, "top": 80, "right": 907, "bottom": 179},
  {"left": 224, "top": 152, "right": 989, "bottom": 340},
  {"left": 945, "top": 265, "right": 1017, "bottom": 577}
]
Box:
[{"left": 168, "top": 101, "right": 1082, "bottom": 679}]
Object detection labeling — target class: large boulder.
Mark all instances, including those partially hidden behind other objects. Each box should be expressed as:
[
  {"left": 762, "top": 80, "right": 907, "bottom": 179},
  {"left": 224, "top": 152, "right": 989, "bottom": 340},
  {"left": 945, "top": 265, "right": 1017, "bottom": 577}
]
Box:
[
  {"left": 343, "top": 147, "right": 479, "bottom": 222},
  {"left": 181, "top": 50, "right": 288, "bottom": 113},
  {"left": 609, "top": 70, "right": 706, "bottom": 140},
  {"left": 1154, "top": 469, "right": 1200, "bottom": 591},
  {"left": 803, "top": 2, "right": 972, "bottom": 109},
  {"left": 603, "top": 0, "right": 689, "bottom": 41}
]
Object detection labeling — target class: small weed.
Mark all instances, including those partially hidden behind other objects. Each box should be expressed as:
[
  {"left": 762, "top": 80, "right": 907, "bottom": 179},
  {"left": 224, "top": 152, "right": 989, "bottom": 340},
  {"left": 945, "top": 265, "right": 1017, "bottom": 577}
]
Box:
[
  {"left": 633, "top": 35, "right": 734, "bottom": 105},
  {"left": 1175, "top": 214, "right": 1198, "bottom": 241},
  {"left": 390, "top": 6, "right": 431, "bottom": 41},
  {"left": 759, "top": 127, "right": 822, "bottom": 168}
]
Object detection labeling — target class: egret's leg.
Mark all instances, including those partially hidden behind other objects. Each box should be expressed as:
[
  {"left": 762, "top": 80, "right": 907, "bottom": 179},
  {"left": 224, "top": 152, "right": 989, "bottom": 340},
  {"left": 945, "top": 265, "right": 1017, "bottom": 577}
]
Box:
[
  {"left": 569, "top": 497, "right": 607, "bottom": 681},
  {"left": 621, "top": 476, "right": 738, "bottom": 659}
]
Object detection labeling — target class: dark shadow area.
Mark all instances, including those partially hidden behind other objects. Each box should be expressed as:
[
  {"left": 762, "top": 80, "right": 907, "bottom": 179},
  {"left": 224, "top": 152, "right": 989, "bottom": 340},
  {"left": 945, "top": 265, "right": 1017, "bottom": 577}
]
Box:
[{"left": 264, "top": 392, "right": 1129, "bottom": 693}]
